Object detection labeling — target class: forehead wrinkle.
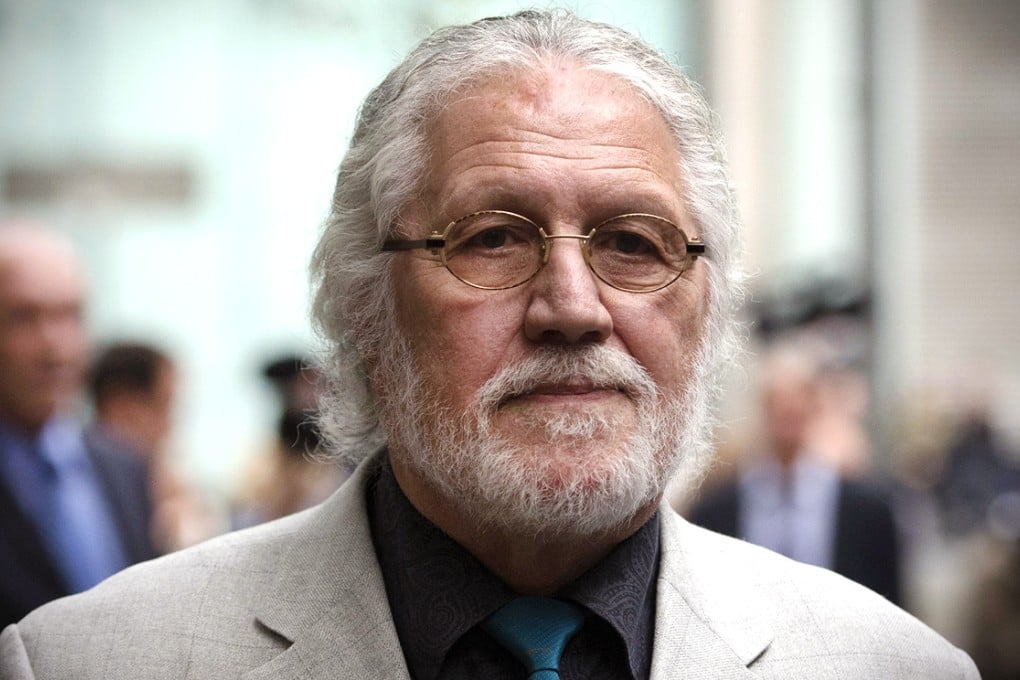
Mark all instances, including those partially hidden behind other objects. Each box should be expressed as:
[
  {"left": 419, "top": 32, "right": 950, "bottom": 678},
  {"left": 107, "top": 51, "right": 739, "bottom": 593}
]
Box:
[
  {"left": 442, "top": 122, "right": 671, "bottom": 155},
  {"left": 428, "top": 156, "right": 678, "bottom": 222},
  {"left": 438, "top": 142, "right": 674, "bottom": 185}
]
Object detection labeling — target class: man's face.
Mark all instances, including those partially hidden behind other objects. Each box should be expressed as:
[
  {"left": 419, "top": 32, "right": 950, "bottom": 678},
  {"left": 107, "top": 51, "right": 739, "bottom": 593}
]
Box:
[
  {"left": 380, "top": 65, "right": 711, "bottom": 535},
  {"left": 148, "top": 361, "right": 178, "bottom": 447},
  {"left": 0, "top": 234, "right": 87, "bottom": 432},
  {"left": 104, "top": 360, "right": 178, "bottom": 457},
  {"left": 763, "top": 373, "right": 817, "bottom": 461}
]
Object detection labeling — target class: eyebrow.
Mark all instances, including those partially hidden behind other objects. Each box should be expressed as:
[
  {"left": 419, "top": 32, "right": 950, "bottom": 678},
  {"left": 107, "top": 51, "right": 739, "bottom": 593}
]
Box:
[{"left": 435, "top": 187, "right": 684, "bottom": 228}]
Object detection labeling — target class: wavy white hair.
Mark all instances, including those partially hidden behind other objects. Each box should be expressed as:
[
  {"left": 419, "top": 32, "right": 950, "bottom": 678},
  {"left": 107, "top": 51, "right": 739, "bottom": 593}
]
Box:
[{"left": 310, "top": 9, "right": 746, "bottom": 466}]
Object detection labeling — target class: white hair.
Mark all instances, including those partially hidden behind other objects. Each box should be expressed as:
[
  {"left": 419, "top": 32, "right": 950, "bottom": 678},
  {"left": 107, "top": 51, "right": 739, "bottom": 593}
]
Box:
[{"left": 310, "top": 9, "right": 746, "bottom": 465}]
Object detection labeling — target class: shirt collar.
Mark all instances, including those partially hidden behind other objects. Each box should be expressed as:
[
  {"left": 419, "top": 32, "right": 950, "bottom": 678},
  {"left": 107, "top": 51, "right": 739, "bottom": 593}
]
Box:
[
  {"left": 741, "top": 454, "right": 838, "bottom": 510},
  {"left": 368, "top": 456, "right": 658, "bottom": 680},
  {"left": 369, "top": 459, "right": 514, "bottom": 680},
  {"left": 37, "top": 417, "right": 89, "bottom": 469},
  {"left": 562, "top": 511, "right": 659, "bottom": 679},
  {"left": 0, "top": 414, "right": 87, "bottom": 469}
]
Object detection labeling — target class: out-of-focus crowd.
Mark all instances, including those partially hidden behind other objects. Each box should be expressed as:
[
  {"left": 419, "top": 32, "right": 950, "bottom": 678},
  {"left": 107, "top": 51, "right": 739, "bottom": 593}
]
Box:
[{"left": 0, "top": 222, "right": 347, "bottom": 629}]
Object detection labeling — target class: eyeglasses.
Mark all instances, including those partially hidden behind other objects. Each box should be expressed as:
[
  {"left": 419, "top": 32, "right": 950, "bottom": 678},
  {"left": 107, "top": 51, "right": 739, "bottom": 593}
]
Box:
[{"left": 382, "top": 210, "right": 705, "bottom": 293}]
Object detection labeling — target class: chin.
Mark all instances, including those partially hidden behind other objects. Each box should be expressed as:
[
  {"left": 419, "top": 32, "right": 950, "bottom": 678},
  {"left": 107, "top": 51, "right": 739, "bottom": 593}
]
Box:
[
  {"left": 497, "top": 402, "right": 638, "bottom": 444},
  {"left": 444, "top": 432, "right": 670, "bottom": 538}
]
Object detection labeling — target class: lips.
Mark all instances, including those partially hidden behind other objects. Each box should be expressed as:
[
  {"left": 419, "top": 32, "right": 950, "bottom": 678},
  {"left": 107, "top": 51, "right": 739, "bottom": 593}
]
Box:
[
  {"left": 501, "top": 380, "right": 626, "bottom": 405},
  {"left": 530, "top": 381, "right": 604, "bottom": 395}
]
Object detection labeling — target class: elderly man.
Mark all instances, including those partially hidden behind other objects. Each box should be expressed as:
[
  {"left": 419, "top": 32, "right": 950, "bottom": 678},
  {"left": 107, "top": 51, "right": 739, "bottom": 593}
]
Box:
[
  {"left": 0, "top": 224, "right": 157, "bottom": 629},
  {"left": 1, "top": 10, "right": 977, "bottom": 679}
]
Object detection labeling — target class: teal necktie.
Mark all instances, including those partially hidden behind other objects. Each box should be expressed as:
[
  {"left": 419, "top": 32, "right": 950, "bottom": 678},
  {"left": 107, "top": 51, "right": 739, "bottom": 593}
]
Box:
[{"left": 482, "top": 596, "right": 585, "bottom": 679}]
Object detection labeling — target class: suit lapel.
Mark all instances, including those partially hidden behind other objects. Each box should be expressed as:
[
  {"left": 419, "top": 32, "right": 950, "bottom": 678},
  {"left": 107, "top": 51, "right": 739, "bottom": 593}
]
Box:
[
  {"left": 243, "top": 458, "right": 410, "bottom": 680},
  {"left": 0, "top": 476, "right": 69, "bottom": 615},
  {"left": 652, "top": 503, "right": 772, "bottom": 678},
  {"left": 84, "top": 431, "right": 157, "bottom": 563},
  {"left": 241, "top": 469, "right": 775, "bottom": 679}
]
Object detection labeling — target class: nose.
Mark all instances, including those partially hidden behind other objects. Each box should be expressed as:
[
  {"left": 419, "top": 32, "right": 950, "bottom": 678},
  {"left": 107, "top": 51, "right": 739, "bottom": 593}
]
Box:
[{"left": 524, "top": 235, "right": 613, "bottom": 345}]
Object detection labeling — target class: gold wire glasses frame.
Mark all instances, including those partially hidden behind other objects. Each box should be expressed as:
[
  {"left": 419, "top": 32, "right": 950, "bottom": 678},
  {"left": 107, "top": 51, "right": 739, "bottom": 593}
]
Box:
[{"left": 382, "top": 210, "right": 706, "bottom": 293}]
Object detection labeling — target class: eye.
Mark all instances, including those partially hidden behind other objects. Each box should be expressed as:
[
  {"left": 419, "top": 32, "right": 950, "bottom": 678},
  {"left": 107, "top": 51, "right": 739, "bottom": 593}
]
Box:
[
  {"left": 590, "top": 225, "right": 662, "bottom": 260},
  {"left": 447, "top": 212, "right": 539, "bottom": 256},
  {"left": 442, "top": 211, "right": 543, "bottom": 289},
  {"left": 472, "top": 227, "right": 512, "bottom": 249},
  {"left": 609, "top": 230, "right": 655, "bottom": 255}
]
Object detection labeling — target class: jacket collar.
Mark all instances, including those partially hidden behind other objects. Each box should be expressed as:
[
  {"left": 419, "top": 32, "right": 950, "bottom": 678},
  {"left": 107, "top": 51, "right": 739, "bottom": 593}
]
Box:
[
  {"left": 243, "top": 455, "right": 410, "bottom": 680},
  {"left": 652, "top": 502, "right": 774, "bottom": 677}
]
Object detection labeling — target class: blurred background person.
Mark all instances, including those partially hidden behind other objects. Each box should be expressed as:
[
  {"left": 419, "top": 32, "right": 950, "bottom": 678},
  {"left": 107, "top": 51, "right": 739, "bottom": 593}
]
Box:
[
  {"left": 88, "top": 341, "right": 224, "bottom": 552},
  {"left": 969, "top": 536, "right": 1020, "bottom": 680},
  {"left": 891, "top": 376, "right": 1020, "bottom": 665},
  {"left": 89, "top": 342, "right": 176, "bottom": 460},
  {"left": 934, "top": 406, "right": 1020, "bottom": 537},
  {"left": 231, "top": 354, "right": 346, "bottom": 528},
  {"left": 689, "top": 342, "right": 902, "bottom": 605},
  {"left": 0, "top": 222, "right": 158, "bottom": 628}
]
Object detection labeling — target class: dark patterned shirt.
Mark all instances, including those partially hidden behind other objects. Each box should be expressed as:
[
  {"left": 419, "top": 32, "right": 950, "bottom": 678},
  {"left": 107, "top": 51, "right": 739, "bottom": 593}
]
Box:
[{"left": 368, "top": 458, "right": 659, "bottom": 680}]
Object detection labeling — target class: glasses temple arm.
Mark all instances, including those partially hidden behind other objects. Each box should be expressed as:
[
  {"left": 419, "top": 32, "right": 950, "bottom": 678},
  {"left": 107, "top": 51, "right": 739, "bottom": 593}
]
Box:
[{"left": 381, "top": 236, "right": 446, "bottom": 252}]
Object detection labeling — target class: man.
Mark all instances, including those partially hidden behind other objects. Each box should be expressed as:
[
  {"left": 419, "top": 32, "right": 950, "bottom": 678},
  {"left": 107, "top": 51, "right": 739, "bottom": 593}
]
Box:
[
  {"left": 0, "top": 224, "right": 157, "bottom": 629},
  {"left": 89, "top": 342, "right": 178, "bottom": 463},
  {"left": 1, "top": 11, "right": 977, "bottom": 679},
  {"left": 689, "top": 347, "right": 903, "bottom": 605},
  {"left": 232, "top": 355, "right": 345, "bottom": 528},
  {"left": 89, "top": 341, "right": 221, "bottom": 551}
]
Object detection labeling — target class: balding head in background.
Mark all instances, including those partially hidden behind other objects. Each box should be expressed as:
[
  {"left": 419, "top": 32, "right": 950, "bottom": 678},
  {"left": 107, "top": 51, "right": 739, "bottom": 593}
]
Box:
[{"left": 0, "top": 223, "right": 88, "bottom": 434}]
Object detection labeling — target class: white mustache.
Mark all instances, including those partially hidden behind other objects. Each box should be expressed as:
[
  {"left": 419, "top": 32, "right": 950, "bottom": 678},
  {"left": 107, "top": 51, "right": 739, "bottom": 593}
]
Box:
[{"left": 473, "top": 345, "right": 658, "bottom": 410}]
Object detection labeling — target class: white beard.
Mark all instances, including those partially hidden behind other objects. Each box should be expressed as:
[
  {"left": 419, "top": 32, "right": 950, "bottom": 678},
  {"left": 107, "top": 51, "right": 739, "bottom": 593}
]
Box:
[{"left": 376, "top": 337, "right": 712, "bottom": 538}]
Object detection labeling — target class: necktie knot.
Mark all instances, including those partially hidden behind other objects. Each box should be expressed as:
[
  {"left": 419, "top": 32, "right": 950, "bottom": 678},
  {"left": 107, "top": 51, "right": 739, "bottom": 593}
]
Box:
[{"left": 483, "top": 596, "right": 584, "bottom": 679}]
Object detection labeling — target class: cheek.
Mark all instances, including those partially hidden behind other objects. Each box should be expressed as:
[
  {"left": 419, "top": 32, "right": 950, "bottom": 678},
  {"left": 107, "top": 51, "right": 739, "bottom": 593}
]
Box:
[
  {"left": 61, "top": 319, "right": 87, "bottom": 352},
  {"left": 612, "top": 290, "right": 708, "bottom": 392},
  {"left": 395, "top": 280, "right": 526, "bottom": 407},
  {"left": 438, "top": 311, "right": 522, "bottom": 389},
  {"left": 6, "top": 332, "right": 43, "bottom": 363}
]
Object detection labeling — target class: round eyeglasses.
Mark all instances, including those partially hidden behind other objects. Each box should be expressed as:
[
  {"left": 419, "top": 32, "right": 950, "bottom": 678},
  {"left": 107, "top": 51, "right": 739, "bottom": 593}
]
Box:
[{"left": 382, "top": 210, "right": 705, "bottom": 293}]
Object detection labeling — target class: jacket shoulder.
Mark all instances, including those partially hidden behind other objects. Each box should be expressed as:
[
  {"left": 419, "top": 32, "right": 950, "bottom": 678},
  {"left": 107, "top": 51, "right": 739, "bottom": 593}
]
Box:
[
  {"left": 2, "top": 466, "right": 378, "bottom": 680},
  {"left": 660, "top": 508, "right": 979, "bottom": 678}
]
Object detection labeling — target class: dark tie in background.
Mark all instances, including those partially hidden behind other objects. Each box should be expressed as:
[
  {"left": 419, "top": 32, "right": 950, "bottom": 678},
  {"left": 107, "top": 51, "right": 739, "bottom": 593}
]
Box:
[{"left": 483, "top": 596, "right": 585, "bottom": 679}]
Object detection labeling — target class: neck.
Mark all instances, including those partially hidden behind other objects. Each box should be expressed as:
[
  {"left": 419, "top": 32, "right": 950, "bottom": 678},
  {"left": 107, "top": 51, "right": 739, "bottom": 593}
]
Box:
[
  {"left": 772, "top": 442, "right": 801, "bottom": 470},
  {"left": 97, "top": 419, "right": 156, "bottom": 459},
  {"left": 390, "top": 456, "right": 656, "bottom": 594}
]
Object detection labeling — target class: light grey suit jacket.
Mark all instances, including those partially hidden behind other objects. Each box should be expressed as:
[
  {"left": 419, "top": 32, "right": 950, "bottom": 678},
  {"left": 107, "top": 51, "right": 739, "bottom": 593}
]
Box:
[{"left": 1, "top": 459, "right": 978, "bottom": 679}]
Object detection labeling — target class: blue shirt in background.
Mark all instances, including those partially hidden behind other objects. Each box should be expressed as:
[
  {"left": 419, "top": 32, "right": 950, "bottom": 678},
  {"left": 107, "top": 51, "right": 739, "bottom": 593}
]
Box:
[{"left": 0, "top": 416, "right": 130, "bottom": 592}]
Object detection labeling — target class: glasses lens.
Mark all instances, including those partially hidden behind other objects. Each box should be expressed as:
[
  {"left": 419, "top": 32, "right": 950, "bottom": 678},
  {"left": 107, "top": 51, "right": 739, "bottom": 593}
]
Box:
[
  {"left": 443, "top": 211, "right": 544, "bottom": 289},
  {"left": 587, "top": 214, "right": 688, "bottom": 292}
]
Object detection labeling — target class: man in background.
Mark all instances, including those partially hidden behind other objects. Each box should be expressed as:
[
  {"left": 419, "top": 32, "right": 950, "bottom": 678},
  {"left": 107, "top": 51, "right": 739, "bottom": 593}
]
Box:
[
  {"left": 89, "top": 342, "right": 178, "bottom": 462},
  {"left": 232, "top": 355, "right": 346, "bottom": 528},
  {"left": 0, "top": 223, "right": 157, "bottom": 627},
  {"left": 689, "top": 346, "right": 902, "bottom": 604},
  {"left": 88, "top": 341, "right": 220, "bottom": 551}
]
